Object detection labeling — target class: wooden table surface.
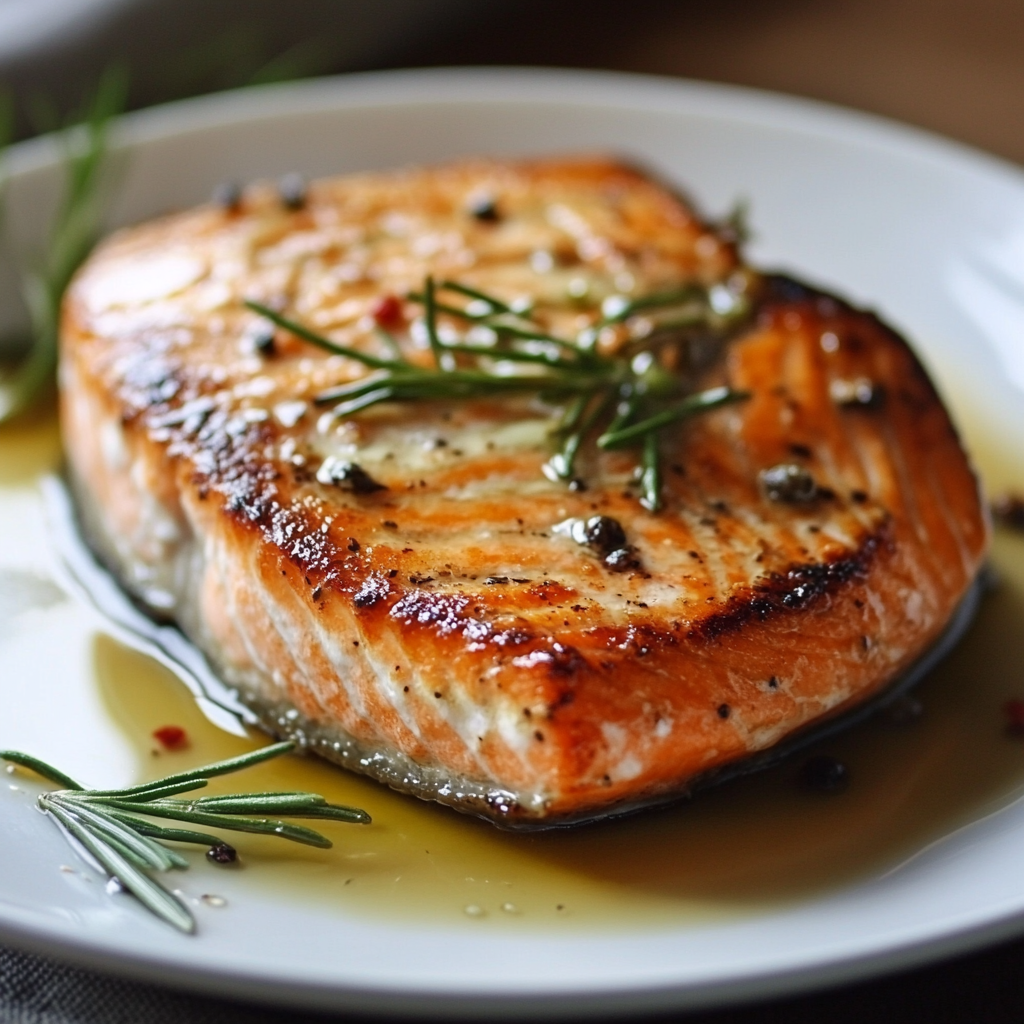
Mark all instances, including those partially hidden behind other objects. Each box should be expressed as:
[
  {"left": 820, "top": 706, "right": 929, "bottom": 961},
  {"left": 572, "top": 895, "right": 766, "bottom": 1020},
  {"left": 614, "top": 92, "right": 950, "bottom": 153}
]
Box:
[{"left": 399, "top": 0, "right": 1024, "bottom": 168}]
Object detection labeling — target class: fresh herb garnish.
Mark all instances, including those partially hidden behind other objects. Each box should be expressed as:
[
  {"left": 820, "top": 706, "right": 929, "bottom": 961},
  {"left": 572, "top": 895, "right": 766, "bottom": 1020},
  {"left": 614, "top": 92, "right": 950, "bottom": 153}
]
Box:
[
  {"left": 0, "top": 68, "right": 125, "bottom": 424},
  {"left": 245, "top": 271, "right": 753, "bottom": 511},
  {"left": 1, "top": 741, "right": 370, "bottom": 933}
]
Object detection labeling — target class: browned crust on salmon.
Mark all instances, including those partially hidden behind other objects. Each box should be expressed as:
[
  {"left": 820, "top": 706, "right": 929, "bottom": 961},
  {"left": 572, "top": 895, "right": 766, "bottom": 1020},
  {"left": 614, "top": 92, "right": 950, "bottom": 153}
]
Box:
[{"left": 59, "top": 157, "right": 988, "bottom": 825}]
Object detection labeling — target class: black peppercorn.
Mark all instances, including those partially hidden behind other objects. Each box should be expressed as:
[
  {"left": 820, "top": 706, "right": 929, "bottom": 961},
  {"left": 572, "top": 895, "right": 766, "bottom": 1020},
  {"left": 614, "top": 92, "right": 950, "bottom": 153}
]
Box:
[
  {"left": 580, "top": 515, "right": 627, "bottom": 553},
  {"left": 318, "top": 460, "right": 387, "bottom": 494},
  {"left": 760, "top": 463, "right": 818, "bottom": 502},
  {"left": 800, "top": 754, "right": 849, "bottom": 794},
  {"left": 211, "top": 180, "right": 242, "bottom": 211},
  {"left": 251, "top": 325, "right": 276, "bottom": 357},
  {"left": 603, "top": 547, "right": 641, "bottom": 573},
  {"left": 278, "top": 172, "right": 307, "bottom": 210},
  {"left": 468, "top": 195, "right": 499, "bottom": 222},
  {"left": 206, "top": 843, "right": 238, "bottom": 864}
]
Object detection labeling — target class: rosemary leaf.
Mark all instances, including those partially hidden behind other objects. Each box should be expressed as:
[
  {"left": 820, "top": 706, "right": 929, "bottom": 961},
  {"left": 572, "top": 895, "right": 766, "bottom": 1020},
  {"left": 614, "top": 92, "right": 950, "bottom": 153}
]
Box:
[
  {"left": 48, "top": 802, "right": 157, "bottom": 871},
  {"left": 603, "top": 392, "right": 639, "bottom": 439},
  {"left": 45, "top": 801, "right": 195, "bottom": 933},
  {"left": 436, "top": 342, "right": 576, "bottom": 368},
  {"left": 103, "top": 800, "right": 334, "bottom": 848},
  {"left": 422, "top": 275, "right": 450, "bottom": 372},
  {"left": 640, "top": 431, "right": 662, "bottom": 513},
  {"left": 327, "top": 385, "right": 399, "bottom": 418},
  {"left": 438, "top": 279, "right": 513, "bottom": 313},
  {"left": 263, "top": 805, "right": 372, "bottom": 824},
  {"left": 720, "top": 197, "right": 752, "bottom": 245},
  {"left": 406, "top": 295, "right": 494, "bottom": 323},
  {"left": 244, "top": 301, "right": 401, "bottom": 371},
  {"left": 0, "top": 750, "right": 83, "bottom": 790},
  {"left": 104, "top": 812, "right": 223, "bottom": 848},
  {"left": 54, "top": 797, "right": 186, "bottom": 871},
  {"left": 87, "top": 741, "right": 297, "bottom": 797},
  {"left": 3, "top": 741, "right": 369, "bottom": 932},
  {"left": 408, "top": 290, "right": 585, "bottom": 357},
  {"left": 90, "top": 779, "right": 210, "bottom": 803},
  {"left": 547, "top": 390, "right": 614, "bottom": 481},
  {"left": 481, "top": 319, "right": 583, "bottom": 355},
  {"left": 313, "top": 372, "right": 394, "bottom": 405},
  {"left": 195, "top": 790, "right": 328, "bottom": 808},
  {"left": 193, "top": 794, "right": 369, "bottom": 824},
  {"left": 598, "top": 386, "right": 749, "bottom": 449},
  {"left": 599, "top": 285, "right": 705, "bottom": 326},
  {"left": 0, "top": 67, "right": 126, "bottom": 426}
]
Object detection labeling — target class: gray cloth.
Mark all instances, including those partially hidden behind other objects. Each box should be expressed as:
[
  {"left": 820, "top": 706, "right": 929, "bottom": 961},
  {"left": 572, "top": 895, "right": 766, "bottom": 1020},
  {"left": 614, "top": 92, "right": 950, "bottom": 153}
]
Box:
[
  {"left": 0, "top": 945, "right": 337, "bottom": 1024},
  {"left": 3, "top": 936, "right": 1024, "bottom": 1024}
]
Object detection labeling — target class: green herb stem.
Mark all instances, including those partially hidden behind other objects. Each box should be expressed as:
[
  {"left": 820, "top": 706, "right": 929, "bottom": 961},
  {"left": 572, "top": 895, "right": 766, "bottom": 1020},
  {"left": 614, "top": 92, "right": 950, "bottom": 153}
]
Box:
[
  {"left": 2, "top": 741, "right": 370, "bottom": 933},
  {"left": 245, "top": 301, "right": 403, "bottom": 370},
  {"left": 640, "top": 432, "right": 662, "bottom": 513},
  {"left": 105, "top": 812, "right": 224, "bottom": 848},
  {"left": 547, "top": 390, "right": 615, "bottom": 481},
  {"left": 0, "top": 750, "right": 83, "bottom": 790},
  {"left": 45, "top": 799, "right": 196, "bottom": 934},
  {"left": 599, "top": 285, "right": 705, "bottom": 326},
  {"left": 249, "top": 267, "right": 754, "bottom": 513},
  {"left": 598, "top": 386, "right": 749, "bottom": 449},
  {"left": 438, "top": 279, "right": 513, "bottom": 313},
  {"left": 0, "top": 66, "right": 126, "bottom": 425}
]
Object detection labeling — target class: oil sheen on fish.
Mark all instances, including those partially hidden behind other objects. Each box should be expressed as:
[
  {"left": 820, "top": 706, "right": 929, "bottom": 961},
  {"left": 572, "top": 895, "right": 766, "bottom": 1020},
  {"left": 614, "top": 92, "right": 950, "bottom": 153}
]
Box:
[{"left": 59, "top": 157, "right": 988, "bottom": 826}]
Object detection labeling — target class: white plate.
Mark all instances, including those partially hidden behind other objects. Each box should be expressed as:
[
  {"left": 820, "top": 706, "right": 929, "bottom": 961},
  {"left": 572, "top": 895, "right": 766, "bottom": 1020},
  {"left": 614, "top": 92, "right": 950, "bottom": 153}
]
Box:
[{"left": 2, "top": 67, "right": 1024, "bottom": 1017}]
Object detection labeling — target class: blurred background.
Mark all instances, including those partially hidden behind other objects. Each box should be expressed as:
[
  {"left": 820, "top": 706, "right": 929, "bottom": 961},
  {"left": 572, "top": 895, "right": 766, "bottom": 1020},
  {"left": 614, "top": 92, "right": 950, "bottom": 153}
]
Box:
[{"left": 2, "top": 0, "right": 1024, "bottom": 165}]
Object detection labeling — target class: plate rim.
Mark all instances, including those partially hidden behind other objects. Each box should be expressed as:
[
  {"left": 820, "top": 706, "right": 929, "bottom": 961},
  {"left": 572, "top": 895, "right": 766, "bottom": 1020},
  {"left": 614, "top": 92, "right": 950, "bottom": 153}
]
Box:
[
  {"left": 2, "top": 64, "right": 1023, "bottom": 1018},
  {"left": 2, "top": 895, "right": 1024, "bottom": 1020},
  {"left": 6, "top": 64, "right": 1024, "bottom": 195}
]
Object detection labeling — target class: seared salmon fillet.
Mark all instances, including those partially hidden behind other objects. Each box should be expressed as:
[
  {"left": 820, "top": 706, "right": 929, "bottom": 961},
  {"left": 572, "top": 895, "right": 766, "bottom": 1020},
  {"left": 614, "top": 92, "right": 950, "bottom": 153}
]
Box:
[{"left": 59, "top": 157, "right": 988, "bottom": 826}]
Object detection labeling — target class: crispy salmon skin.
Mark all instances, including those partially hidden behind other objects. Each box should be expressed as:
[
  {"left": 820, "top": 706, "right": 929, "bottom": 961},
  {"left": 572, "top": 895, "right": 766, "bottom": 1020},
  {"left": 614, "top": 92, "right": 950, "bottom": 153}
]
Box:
[{"left": 60, "top": 157, "right": 987, "bottom": 826}]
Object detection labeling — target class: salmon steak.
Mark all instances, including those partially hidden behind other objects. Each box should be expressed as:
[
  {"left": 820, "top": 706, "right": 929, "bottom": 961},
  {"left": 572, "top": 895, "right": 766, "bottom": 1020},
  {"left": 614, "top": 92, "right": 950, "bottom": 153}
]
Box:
[{"left": 60, "top": 157, "right": 988, "bottom": 827}]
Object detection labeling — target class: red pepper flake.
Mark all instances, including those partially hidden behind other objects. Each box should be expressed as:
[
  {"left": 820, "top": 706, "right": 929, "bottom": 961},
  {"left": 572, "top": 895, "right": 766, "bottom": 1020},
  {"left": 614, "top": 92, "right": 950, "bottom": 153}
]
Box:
[
  {"left": 371, "top": 294, "right": 404, "bottom": 329},
  {"left": 153, "top": 725, "right": 189, "bottom": 751}
]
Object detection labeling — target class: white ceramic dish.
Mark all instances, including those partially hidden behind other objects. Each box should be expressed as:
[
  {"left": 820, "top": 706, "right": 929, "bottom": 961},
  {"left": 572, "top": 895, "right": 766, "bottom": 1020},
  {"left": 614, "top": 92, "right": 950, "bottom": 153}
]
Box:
[{"left": 2, "top": 67, "right": 1024, "bottom": 1018}]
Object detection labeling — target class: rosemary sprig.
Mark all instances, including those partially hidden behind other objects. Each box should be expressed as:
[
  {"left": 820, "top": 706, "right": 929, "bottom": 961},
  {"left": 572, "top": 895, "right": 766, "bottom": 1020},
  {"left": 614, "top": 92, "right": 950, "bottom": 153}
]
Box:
[
  {"left": 1, "top": 741, "right": 370, "bottom": 933},
  {"left": 245, "top": 273, "right": 753, "bottom": 511},
  {"left": 596, "top": 385, "right": 746, "bottom": 449},
  {"left": 0, "top": 68, "right": 125, "bottom": 424}
]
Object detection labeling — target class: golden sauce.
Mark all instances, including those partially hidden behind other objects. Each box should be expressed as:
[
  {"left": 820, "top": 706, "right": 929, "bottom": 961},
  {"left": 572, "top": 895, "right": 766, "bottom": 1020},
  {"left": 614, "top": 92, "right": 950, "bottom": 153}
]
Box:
[{"left": 2, "top": 408, "right": 1024, "bottom": 932}]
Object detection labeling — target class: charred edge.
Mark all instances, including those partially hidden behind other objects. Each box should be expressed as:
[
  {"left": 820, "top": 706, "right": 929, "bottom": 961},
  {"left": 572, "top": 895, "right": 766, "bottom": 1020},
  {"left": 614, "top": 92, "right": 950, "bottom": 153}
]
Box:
[
  {"left": 353, "top": 574, "right": 392, "bottom": 608},
  {"left": 387, "top": 589, "right": 590, "bottom": 684},
  {"left": 389, "top": 589, "right": 530, "bottom": 647},
  {"left": 758, "top": 273, "right": 953, "bottom": 426},
  {"left": 690, "top": 528, "right": 885, "bottom": 643},
  {"left": 591, "top": 155, "right": 747, "bottom": 261},
  {"left": 532, "top": 642, "right": 587, "bottom": 678},
  {"left": 117, "top": 361, "right": 187, "bottom": 415}
]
